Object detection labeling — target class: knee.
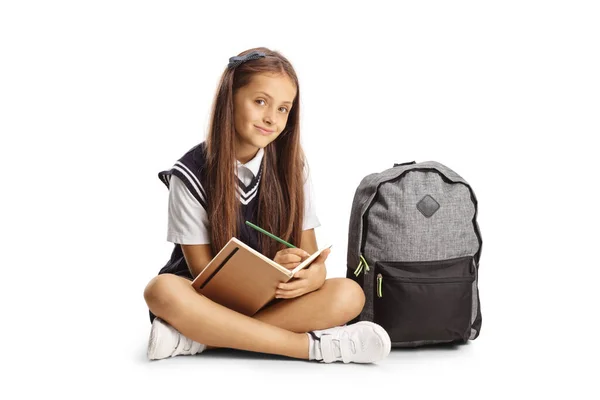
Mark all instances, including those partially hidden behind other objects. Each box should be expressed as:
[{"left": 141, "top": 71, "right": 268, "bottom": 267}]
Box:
[
  {"left": 143, "top": 274, "right": 185, "bottom": 316},
  {"left": 326, "top": 278, "right": 365, "bottom": 321}
]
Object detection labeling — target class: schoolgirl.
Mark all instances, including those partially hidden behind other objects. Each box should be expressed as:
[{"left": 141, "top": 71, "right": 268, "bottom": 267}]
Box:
[{"left": 143, "top": 48, "right": 391, "bottom": 364}]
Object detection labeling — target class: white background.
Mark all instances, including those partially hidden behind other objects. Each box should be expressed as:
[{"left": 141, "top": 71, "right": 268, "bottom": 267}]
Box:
[{"left": 1, "top": 1, "right": 599, "bottom": 398}]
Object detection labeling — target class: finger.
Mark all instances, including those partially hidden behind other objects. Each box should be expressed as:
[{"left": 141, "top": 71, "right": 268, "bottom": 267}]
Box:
[
  {"left": 276, "top": 288, "right": 306, "bottom": 299},
  {"left": 277, "top": 279, "right": 308, "bottom": 291},
  {"left": 280, "top": 248, "right": 311, "bottom": 258},
  {"left": 316, "top": 248, "right": 331, "bottom": 263},
  {"left": 293, "top": 269, "right": 308, "bottom": 279},
  {"left": 275, "top": 253, "right": 303, "bottom": 264},
  {"left": 301, "top": 250, "right": 328, "bottom": 268},
  {"left": 281, "top": 254, "right": 303, "bottom": 263},
  {"left": 281, "top": 262, "right": 300, "bottom": 270}
]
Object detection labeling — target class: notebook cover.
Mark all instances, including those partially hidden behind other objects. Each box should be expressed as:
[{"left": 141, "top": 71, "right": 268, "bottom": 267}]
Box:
[{"left": 191, "top": 237, "right": 293, "bottom": 316}]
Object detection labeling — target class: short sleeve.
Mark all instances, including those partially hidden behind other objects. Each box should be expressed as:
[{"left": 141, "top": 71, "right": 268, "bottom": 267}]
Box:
[
  {"left": 167, "top": 175, "right": 211, "bottom": 244},
  {"left": 302, "top": 164, "right": 321, "bottom": 230}
]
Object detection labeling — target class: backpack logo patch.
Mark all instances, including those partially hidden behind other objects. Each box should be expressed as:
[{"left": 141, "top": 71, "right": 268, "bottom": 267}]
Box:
[{"left": 417, "top": 195, "right": 440, "bottom": 218}]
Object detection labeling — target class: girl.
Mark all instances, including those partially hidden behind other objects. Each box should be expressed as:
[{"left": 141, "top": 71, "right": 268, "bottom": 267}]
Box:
[{"left": 143, "top": 47, "right": 391, "bottom": 364}]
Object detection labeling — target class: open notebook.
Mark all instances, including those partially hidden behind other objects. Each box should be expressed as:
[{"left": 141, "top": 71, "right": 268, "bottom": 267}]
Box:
[{"left": 191, "top": 237, "right": 332, "bottom": 316}]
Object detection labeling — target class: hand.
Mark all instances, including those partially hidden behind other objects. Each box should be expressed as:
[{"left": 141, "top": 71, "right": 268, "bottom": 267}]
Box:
[
  {"left": 275, "top": 248, "right": 331, "bottom": 299},
  {"left": 273, "top": 248, "right": 311, "bottom": 270}
]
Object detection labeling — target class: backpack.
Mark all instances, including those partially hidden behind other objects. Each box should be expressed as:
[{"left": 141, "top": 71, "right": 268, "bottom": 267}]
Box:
[{"left": 346, "top": 161, "right": 483, "bottom": 347}]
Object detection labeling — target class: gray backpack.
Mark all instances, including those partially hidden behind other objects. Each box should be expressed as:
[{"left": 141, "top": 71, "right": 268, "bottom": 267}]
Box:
[{"left": 346, "top": 161, "right": 483, "bottom": 347}]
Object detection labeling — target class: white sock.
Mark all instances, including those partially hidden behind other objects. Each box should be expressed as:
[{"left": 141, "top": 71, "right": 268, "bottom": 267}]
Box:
[{"left": 306, "top": 332, "right": 322, "bottom": 361}]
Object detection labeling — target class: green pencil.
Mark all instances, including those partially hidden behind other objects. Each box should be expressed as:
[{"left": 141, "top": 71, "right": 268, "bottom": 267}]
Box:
[{"left": 245, "top": 221, "right": 296, "bottom": 248}]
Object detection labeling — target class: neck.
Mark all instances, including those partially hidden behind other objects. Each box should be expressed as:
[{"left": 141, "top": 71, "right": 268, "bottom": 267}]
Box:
[{"left": 234, "top": 140, "right": 260, "bottom": 164}]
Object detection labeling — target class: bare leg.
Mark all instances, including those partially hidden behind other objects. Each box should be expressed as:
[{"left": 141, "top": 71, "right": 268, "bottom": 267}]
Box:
[
  {"left": 144, "top": 274, "right": 308, "bottom": 359},
  {"left": 253, "top": 278, "right": 365, "bottom": 332},
  {"left": 201, "top": 278, "right": 365, "bottom": 351}
]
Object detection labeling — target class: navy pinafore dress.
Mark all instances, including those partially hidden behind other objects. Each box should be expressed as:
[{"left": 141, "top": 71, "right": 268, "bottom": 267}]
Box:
[{"left": 149, "top": 142, "right": 264, "bottom": 322}]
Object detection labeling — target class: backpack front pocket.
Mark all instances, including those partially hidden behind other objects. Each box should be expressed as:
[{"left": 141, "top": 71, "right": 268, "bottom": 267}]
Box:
[{"left": 374, "top": 257, "right": 475, "bottom": 344}]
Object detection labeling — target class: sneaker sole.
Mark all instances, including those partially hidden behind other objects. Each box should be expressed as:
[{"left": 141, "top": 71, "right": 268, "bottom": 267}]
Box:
[{"left": 354, "top": 321, "right": 392, "bottom": 361}]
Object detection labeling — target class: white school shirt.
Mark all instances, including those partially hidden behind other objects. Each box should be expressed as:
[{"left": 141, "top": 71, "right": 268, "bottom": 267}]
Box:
[{"left": 167, "top": 147, "right": 321, "bottom": 244}]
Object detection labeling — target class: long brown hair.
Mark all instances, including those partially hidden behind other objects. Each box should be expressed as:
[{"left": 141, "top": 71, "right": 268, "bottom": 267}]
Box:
[{"left": 205, "top": 47, "right": 305, "bottom": 259}]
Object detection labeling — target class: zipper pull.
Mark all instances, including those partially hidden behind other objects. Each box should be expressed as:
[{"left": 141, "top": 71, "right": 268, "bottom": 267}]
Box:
[
  {"left": 353, "top": 254, "right": 370, "bottom": 277},
  {"left": 377, "top": 273, "right": 383, "bottom": 298},
  {"left": 359, "top": 255, "right": 370, "bottom": 273},
  {"left": 353, "top": 259, "right": 364, "bottom": 277}
]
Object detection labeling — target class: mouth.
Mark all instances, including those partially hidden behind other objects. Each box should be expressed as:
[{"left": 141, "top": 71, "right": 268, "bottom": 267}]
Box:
[{"left": 254, "top": 125, "right": 275, "bottom": 135}]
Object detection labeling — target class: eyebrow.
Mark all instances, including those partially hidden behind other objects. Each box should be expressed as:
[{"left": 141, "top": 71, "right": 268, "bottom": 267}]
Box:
[{"left": 255, "top": 91, "right": 293, "bottom": 105}]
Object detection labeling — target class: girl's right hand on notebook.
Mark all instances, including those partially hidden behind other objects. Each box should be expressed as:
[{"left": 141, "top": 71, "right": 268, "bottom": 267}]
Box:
[{"left": 274, "top": 248, "right": 311, "bottom": 270}]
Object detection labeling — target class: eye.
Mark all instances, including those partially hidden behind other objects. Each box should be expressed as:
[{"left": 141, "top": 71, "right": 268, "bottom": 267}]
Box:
[{"left": 256, "top": 99, "right": 289, "bottom": 114}]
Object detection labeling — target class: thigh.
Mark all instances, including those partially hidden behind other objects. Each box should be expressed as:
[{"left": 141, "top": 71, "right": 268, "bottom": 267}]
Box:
[{"left": 252, "top": 278, "right": 363, "bottom": 333}]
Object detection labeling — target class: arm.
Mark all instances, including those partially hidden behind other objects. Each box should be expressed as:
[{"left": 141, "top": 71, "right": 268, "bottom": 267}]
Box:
[
  {"left": 166, "top": 175, "right": 214, "bottom": 279},
  {"left": 299, "top": 228, "right": 327, "bottom": 281},
  {"left": 300, "top": 229, "right": 319, "bottom": 257},
  {"left": 181, "top": 244, "right": 215, "bottom": 279}
]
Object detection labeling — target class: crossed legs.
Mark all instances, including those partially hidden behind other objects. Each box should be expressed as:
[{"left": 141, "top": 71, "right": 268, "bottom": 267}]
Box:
[{"left": 143, "top": 274, "right": 365, "bottom": 359}]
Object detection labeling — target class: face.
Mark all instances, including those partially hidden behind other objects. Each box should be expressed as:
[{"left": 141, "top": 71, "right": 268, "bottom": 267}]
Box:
[{"left": 232, "top": 73, "right": 297, "bottom": 162}]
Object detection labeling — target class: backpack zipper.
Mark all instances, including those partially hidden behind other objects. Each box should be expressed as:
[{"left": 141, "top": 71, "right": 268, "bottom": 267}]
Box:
[{"left": 377, "top": 273, "right": 383, "bottom": 298}]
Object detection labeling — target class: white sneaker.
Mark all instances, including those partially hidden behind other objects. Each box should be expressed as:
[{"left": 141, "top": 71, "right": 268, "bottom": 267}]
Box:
[
  {"left": 147, "top": 318, "right": 206, "bottom": 360},
  {"left": 309, "top": 321, "right": 391, "bottom": 363}
]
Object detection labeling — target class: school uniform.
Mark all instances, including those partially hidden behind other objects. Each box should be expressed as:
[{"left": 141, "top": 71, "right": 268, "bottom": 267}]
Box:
[{"left": 149, "top": 141, "right": 320, "bottom": 322}]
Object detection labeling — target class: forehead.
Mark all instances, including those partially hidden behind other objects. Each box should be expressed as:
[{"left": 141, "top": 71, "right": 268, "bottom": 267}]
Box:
[{"left": 244, "top": 73, "right": 297, "bottom": 102}]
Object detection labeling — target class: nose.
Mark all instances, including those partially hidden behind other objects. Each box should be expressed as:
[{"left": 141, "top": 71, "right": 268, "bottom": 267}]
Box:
[{"left": 263, "top": 106, "right": 277, "bottom": 126}]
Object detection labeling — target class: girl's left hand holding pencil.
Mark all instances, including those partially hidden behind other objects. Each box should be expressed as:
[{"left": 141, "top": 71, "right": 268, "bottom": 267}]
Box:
[{"left": 275, "top": 248, "right": 331, "bottom": 299}]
